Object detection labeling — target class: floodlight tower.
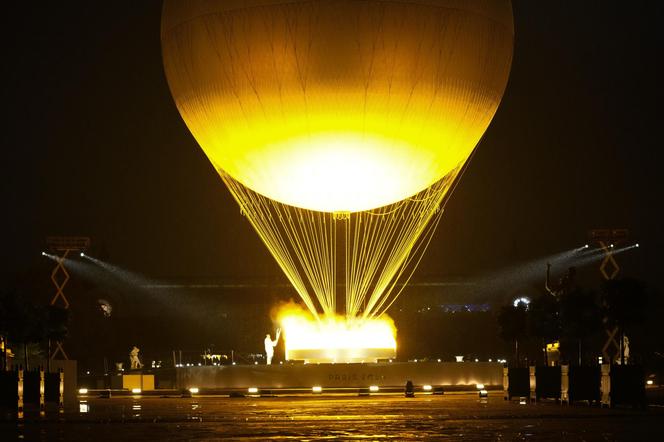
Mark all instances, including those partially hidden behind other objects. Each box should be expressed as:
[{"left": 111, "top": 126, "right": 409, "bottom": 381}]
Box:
[
  {"left": 588, "top": 229, "right": 628, "bottom": 363},
  {"left": 45, "top": 236, "right": 90, "bottom": 360}
]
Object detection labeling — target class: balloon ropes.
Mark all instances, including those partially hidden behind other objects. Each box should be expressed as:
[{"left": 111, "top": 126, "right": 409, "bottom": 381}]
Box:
[{"left": 161, "top": 0, "right": 514, "bottom": 322}]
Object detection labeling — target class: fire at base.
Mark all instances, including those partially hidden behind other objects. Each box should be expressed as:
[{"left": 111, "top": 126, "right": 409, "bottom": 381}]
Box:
[{"left": 277, "top": 305, "right": 397, "bottom": 363}]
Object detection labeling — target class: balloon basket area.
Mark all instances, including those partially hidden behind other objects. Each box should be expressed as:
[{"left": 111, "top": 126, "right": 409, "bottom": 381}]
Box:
[{"left": 174, "top": 361, "right": 503, "bottom": 394}]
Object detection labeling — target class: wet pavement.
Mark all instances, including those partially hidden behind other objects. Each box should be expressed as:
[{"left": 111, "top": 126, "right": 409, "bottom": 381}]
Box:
[{"left": 2, "top": 393, "right": 663, "bottom": 440}]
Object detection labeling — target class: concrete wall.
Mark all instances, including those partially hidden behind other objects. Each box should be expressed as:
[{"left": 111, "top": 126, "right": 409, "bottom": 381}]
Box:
[{"left": 177, "top": 362, "right": 502, "bottom": 390}]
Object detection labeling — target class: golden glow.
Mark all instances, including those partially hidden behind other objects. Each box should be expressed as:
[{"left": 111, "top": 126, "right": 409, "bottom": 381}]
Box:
[
  {"left": 162, "top": 0, "right": 513, "bottom": 212},
  {"left": 277, "top": 304, "right": 396, "bottom": 363},
  {"left": 180, "top": 102, "right": 484, "bottom": 212}
]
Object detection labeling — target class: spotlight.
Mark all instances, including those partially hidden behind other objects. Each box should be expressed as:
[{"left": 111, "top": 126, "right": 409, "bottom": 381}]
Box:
[
  {"left": 610, "top": 244, "right": 614, "bottom": 248},
  {"left": 312, "top": 386, "right": 322, "bottom": 393},
  {"left": 41, "top": 251, "right": 47, "bottom": 256},
  {"left": 636, "top": 243, "right": 640, "bottom": 248},
  {"left": 369, "top": 385, "right": 379, "bottom": 392},
  {"left": 131, "top": 388, "right": 141, "bottom": 394},
  {"left": 479, "top": 389, "right": 488, "bottom": 398},
  {"left": 189, "top": 387, "right": 199, "bottom": 394},
  {"left": 78, "top": 388, "right": 88, "bottom": 395},
  {"left": 80, "top": 252, "right": 85, "bottom": 257},
  {"left": 422, "top": 385, "right": 432, "bottom": 391},
  {"left": 647, "top": 380, "right": 653, "bottom": 386},
  {"left": 513, "top": 296, "right": 531, "bottom": 308},
  {"left": 584, "top": 244, "right": 589, "bottom": 249},
  {"left": 476, "top": 383, "right": 485, "bottom": 390},
  {"left": 247, "top": 387, "right": 258, "bottom": 394}
]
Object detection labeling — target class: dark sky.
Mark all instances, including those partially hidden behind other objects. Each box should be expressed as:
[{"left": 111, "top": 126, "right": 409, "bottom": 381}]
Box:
[{"left": 3, "top": 1, "right": 663, "bottom": 295}]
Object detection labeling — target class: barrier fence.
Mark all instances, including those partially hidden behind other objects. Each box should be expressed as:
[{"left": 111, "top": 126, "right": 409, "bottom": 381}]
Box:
[{"left": 503, "top": 364, "right": 645, "bottom": 408}]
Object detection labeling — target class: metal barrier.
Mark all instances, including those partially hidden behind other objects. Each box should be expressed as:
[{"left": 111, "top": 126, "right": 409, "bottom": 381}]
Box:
[{"left": 503, "top": 367, "right": 529, "bottom": 400}]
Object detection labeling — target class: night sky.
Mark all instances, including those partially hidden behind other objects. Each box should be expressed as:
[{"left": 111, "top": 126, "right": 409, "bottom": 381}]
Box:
[{"left": 3, "top": 1, "right": 663, "bottom": 295}]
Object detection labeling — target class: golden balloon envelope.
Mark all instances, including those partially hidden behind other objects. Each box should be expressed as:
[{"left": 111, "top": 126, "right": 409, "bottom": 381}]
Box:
[{"left": 162, "top": 0, "right": 513, "bottom": 212}]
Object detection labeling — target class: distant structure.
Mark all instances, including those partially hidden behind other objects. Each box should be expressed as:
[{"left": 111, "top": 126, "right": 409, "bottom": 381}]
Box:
[{"left": 44, "top": 236, "right": 90, "bottom": 360}]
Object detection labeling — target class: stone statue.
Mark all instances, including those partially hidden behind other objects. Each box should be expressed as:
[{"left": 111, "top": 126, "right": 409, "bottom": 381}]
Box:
[
  {"left": 622, "top": 335, "right": 630, "bottom": 364},
  {"left": 129, "top": 346, "right": 143, "bottom": 369},
  {"left": 264, "top": 328, "right": 281, "bottom": 365}
]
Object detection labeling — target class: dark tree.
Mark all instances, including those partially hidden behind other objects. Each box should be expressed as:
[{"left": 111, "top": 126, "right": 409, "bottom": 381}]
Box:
[
  {"left": 528, "top": 293, "right": 560, "bottom": 365},
  {"left": 0, "top": 290, "right": 70, "bottom": 369},
  {"left": 498, "top": 303, "right": 528, "bottom": 366},
  {"left": 559, "top": 288, "right": 602, "bottom": 365}
]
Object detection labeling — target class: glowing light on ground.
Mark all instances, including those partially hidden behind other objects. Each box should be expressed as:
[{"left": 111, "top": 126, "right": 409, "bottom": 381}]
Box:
[{"left": 277, "top": 304, "right": 396, "bottom": 363}]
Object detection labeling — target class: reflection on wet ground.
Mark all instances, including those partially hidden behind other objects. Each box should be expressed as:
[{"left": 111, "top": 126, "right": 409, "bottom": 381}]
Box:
[{"left": 2, "top": 393, "right": 663, "bottom": 440}]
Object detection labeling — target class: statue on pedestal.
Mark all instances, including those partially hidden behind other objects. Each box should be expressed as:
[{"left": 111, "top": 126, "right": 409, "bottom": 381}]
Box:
[{"left": 129, "top": 346, "right": 143, "bottom": 369}]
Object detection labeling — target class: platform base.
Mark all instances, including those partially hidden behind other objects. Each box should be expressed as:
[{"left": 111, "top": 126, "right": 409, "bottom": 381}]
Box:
[{"left": 176, "top": 361, "right": 502, "bottom": 391}]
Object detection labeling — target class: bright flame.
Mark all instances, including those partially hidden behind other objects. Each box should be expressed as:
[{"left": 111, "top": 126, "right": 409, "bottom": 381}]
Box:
[{"left": 276, "top": 303, "right": 396, "bottom": 363}]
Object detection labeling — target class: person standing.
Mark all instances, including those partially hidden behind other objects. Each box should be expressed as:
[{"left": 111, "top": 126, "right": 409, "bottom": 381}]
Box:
[{"left": 264, "top": 328, "right": 281, "bottom": 365}]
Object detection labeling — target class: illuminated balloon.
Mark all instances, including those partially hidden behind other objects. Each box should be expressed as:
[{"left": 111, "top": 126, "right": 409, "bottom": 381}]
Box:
[
  {"left": 162, "top": 2, "right": 514, "bottom": 357},
  {"left": 162, "top": 0, "right": 513, "bottom": 213}
]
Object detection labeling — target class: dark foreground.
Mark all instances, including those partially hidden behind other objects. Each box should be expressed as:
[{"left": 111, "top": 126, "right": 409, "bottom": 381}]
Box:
[{"left": 2, "top": 393, "right": 663, "bottom": 441}]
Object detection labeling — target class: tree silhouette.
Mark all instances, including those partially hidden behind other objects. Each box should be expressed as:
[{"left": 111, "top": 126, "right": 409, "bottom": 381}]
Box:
[
  {"left": 559, "top": 288, "right": 601, "bottom": 365},
  {"left": 528, "top": 293, "right": 560, "bottom": 364},
  {"left": 0, "top": 289, "right": 69, "bottom": 369},
  {"left": 498, "top": 303, "right": 528, "bottom": 366}
]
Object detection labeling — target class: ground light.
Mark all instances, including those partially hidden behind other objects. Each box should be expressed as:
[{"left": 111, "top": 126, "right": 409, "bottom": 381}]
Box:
[
  {"left": 369, "top": 386, "right": 379, "bottom": 392},
  {"left": 312, "top": 386, "right": 322, "bottom": 394},
  {"left": 131, "top": 388, "right": 141, "bottom": 394},
  {"left": 189, "top": 387, "right": 199, "bottom": 394},
  {"left": 248, "top": 387, "right": 258, "bottom": 394},
  {"left": 422, "top": 385, "right": 432, "bottom": 392}
]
